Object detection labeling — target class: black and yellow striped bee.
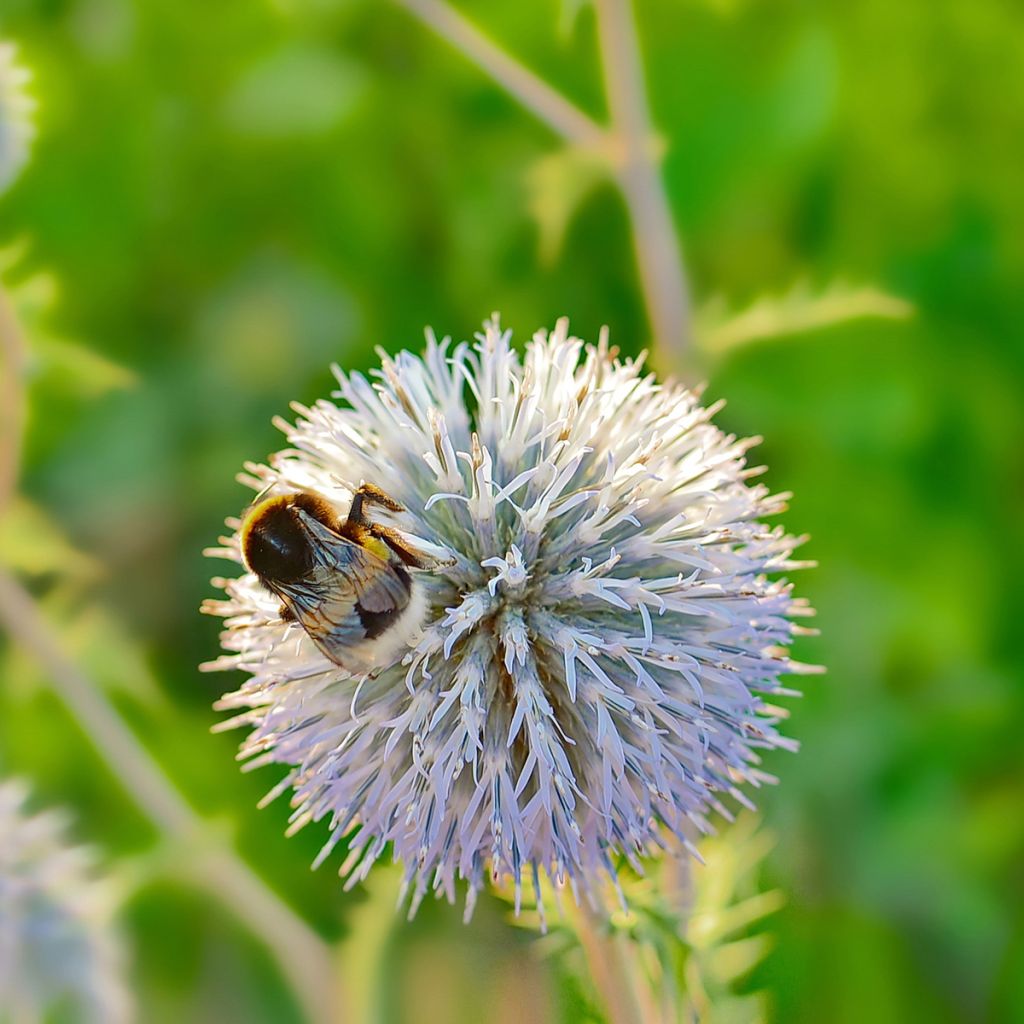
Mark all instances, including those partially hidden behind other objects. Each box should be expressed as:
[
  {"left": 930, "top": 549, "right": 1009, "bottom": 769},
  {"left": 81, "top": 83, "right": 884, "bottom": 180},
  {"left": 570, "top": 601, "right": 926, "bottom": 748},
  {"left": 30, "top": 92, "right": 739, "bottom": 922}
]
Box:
[{"left": 239, "top": 484, "right": 451, "bottom": 673}]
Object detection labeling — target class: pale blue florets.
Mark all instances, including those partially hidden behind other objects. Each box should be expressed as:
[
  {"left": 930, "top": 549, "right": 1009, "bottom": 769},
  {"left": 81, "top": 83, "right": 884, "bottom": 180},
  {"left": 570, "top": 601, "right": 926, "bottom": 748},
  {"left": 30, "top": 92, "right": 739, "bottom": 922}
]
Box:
[
  {"left": 205, "top": 317, "right": 815, "bottom": 918},
  {"left": 0, "top": 781, "right": 130, "bottom": 1023}
]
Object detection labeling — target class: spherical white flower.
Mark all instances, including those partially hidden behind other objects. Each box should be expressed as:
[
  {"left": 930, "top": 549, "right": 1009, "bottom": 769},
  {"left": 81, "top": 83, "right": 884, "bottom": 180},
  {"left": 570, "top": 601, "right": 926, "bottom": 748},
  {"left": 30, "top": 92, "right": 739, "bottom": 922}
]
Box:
[
  {"left": 0, "top": 42, "right": 34, "bottom": 196},
  {"left": 0, "top": 780, "right": 131, "bottom": 1023},
  {"left": 204, "top": 317, "right": 815, "bottom": 919}
]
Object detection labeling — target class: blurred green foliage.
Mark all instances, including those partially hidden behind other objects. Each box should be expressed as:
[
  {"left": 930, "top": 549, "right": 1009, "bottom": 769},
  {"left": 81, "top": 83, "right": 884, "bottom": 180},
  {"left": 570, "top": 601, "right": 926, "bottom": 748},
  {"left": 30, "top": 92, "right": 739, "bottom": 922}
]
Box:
[{"left": 0, "top": 0, "right": 1022, "bottom": 1021}]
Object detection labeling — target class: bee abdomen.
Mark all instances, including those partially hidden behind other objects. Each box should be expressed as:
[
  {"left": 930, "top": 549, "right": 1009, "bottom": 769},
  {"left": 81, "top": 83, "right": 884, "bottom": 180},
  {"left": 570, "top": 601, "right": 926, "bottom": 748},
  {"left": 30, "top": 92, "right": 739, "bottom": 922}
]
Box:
[
  {"left": 355, "top": 602, "right": 403, "bottom": 640},
  {"left": 355, "top": 563, "right": 412, "bottom": 640}
]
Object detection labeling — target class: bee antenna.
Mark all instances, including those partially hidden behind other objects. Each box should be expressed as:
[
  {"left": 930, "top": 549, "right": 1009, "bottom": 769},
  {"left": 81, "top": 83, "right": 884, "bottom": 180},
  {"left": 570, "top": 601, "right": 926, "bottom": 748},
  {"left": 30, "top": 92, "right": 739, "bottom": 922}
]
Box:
[{"left": 250, "top": 480, "right": 277, "bottom": 506}]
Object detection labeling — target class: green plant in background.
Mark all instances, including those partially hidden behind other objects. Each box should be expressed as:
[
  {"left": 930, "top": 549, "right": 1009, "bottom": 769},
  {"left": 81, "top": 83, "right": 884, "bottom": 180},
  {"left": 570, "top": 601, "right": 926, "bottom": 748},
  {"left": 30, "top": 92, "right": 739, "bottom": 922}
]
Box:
[
  {"left": 1, "top": 0, "right": 1022, "bottom": 1022},
  {"left": 502, "top": 813, "right": 782, "bottom": 1023},
  {"left": 0, "top": 7, "right": 813, "bottom": 1018}
]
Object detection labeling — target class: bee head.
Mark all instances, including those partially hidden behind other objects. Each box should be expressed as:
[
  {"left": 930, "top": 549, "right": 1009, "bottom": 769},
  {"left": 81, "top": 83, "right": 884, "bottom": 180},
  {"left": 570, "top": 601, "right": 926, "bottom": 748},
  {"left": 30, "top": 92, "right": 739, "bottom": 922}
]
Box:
[{"left": 240, "top": 492, "right": 338, "bottom": 585}]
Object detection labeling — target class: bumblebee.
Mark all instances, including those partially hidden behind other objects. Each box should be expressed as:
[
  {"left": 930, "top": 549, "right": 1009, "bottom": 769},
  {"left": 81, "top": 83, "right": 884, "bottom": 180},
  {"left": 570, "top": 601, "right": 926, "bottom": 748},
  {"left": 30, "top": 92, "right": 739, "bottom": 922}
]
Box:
[{"left": 240, "top": 484, "right": 451, "bottom": 673}]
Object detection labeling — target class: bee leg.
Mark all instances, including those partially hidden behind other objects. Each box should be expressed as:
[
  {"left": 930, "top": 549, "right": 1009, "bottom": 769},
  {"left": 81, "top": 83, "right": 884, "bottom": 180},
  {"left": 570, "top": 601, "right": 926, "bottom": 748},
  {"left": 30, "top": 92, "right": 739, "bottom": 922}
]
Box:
[
  {"left": 346, "top": 483, "right": 405, "bottom": 527},
  {"left": 278, "top": 603, "right": 295, "bottom": 623},
  {"left": 370, "top": 523, "right": 454, "bottom": 570}
]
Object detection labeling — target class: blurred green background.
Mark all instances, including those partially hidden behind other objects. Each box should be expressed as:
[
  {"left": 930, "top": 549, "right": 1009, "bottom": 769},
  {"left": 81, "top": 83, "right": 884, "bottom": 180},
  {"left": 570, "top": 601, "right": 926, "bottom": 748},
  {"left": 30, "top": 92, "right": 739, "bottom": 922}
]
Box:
[{"left": 1, "top": 0, "right": 1022, "bottom": 1021}]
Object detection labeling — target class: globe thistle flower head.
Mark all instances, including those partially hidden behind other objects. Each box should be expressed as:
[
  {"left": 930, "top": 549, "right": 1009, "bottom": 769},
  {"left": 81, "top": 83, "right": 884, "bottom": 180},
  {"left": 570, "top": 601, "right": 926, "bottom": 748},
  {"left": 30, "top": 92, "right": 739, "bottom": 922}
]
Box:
[
  {"left": 204, "top": 317, "right": 816, "bottom": 921},
  {"left": 0, "top": 780, "right": 131, "bottom": 1024}
]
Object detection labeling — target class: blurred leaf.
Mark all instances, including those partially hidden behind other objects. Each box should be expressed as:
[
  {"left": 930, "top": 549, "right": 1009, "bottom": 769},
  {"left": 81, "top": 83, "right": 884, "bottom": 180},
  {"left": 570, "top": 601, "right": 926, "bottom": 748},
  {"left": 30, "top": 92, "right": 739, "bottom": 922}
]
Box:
[
  {"left": 49, "top": 594, "right": 165, "bottom": 706},
  {"left": 32, "top": 334, "right": 137, "bottom": 396},
  {"left": 1, "top": 252, "right": 135, "bottom": 397},
  {"left": 0, "top": 495, "right": 99, "bottom": 581},
  {"left": 557, "top": 0, "right": 592, "bottom": 39},
  {"left": 690, "top": 890, "right": 786, "bottom": 950},
  {"left": 0, "top": 498, "right": 161, "bottom": 705},
  {"left": 223, "top": 43, "right": 365, "bottom": 139},
  {"left": 195, "top": 253, "right": 358, "bottom": 393},
  {"left": 695, "top": 279, "right": 914, "bottom": 357},
  {"left": 766, "top": 27, "right": 839, "bottom": 149},
  {"left": 687, "top": 0, "right": 755, "bottom": 17},
  {"left": 0, "top": 236, "right": 29, "bottom": 273},
  {"left": 3, "top": 262, "right": 54, "bottom": 318},
  {"left": 526, "top": 146, "right": 609, "bottom": 265},
  {"left": 708, "top": 934, "right": 775, "bottom": 985},
  {"left": 683, "top": 817, "right": 780, "bottom": 1016},
  {"left": 0, "top": 642, "right": 42, "bottom": 702}
]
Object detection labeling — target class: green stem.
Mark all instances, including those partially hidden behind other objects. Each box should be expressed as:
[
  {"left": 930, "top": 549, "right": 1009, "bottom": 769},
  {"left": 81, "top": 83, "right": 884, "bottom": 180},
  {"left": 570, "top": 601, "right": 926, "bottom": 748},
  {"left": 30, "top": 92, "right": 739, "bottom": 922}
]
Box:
[{"left": 573, "top": 900, "right": 647, "bottom": 1024}]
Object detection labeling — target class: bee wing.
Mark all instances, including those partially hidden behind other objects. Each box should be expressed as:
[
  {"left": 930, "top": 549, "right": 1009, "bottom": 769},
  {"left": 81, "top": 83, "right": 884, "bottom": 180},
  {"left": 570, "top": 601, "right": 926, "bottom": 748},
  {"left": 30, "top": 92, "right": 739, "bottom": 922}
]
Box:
[{"left": 272, "top": 518, "right": 413, "bottom": 664}]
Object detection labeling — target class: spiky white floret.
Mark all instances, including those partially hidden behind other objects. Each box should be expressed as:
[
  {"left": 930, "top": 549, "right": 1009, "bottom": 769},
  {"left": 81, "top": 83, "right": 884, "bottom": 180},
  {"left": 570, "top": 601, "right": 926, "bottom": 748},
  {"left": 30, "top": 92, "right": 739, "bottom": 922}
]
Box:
[
  {"left": 0, "top": 781, "right": 130, "bottom": 1023},
  {"left": 204, "top": 317, "right": 816, "bottom": 919}
]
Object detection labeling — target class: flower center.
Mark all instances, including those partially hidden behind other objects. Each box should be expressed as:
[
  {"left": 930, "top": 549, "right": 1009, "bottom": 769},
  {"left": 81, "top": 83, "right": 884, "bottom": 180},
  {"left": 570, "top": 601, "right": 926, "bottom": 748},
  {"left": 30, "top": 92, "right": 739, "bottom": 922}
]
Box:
[{"left": 481, "top": 544, "right": 531, "bottom": 598}]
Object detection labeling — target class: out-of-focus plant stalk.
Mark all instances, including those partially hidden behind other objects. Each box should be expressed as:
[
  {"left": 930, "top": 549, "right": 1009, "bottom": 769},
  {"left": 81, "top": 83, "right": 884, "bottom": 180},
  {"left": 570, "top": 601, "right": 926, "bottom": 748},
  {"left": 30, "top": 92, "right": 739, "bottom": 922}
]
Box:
[
  {"left": 0, "top": 284, "right": 26, "bottom": 515},
  {"left": 395, "top": 0, "right": 605, "bottom": 149},
  {"left": 573, "top": 902, "right": 646, "bottom": 1024},
  {"left": 593, "top": 0, "right": 691, "bottom": 361},
  {"left": 393, "top": 0, "right": 693, "bottom": 359}
]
